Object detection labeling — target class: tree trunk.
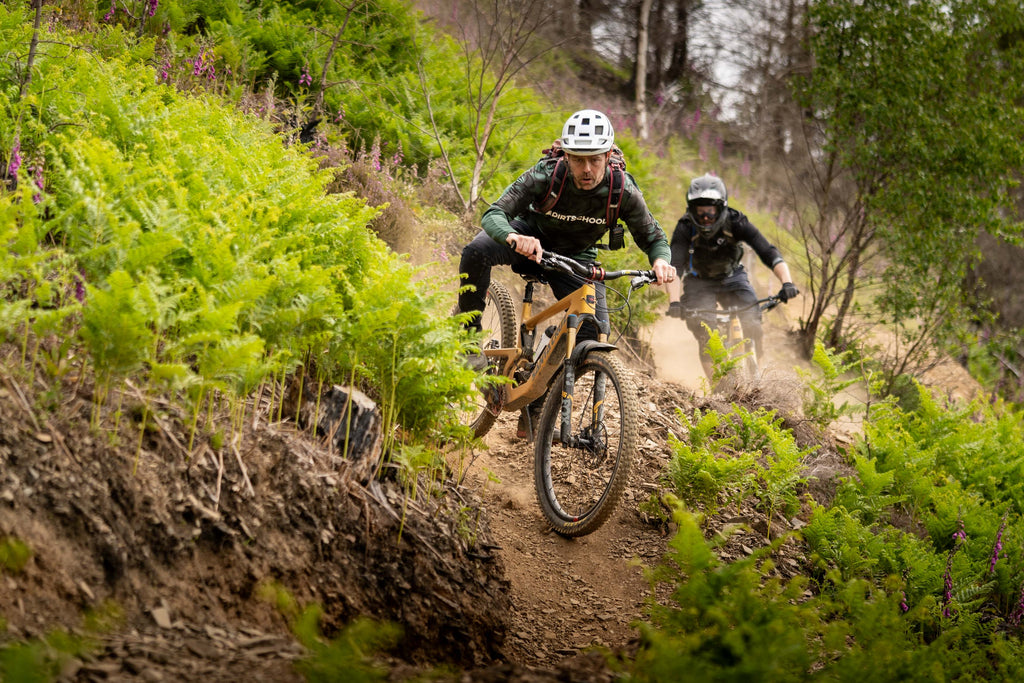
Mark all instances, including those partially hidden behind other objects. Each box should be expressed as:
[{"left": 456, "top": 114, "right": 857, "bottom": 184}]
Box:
[
  {"left": 663, "top": 0, "right": 690, "bottom": 85},
  {"left": 635, "top": 0, "right": 653, "bottom": 140}
]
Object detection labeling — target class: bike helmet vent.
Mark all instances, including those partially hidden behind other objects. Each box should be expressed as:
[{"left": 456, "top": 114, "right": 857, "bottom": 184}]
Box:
[{"left": 560, "top": 109, "right": 615, "bottom": 155}]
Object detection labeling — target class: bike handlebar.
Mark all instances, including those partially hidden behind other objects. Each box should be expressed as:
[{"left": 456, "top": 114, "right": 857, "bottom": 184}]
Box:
[
  {"left": 684, "top": 296, "right": 781, "bottom": 318},
  {"left": 539, "top": 251, "right": 656, "bottom": 289}
]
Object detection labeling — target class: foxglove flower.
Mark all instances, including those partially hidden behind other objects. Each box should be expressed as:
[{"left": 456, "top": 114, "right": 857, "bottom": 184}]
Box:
[
  {"left": 7, "top": 138, "right": 21, "bottom": 177},
  {"left": 943, "top": 517, "right": 967, "bottom": 618},
  {"left": 989, "top": 512, "right": 1008, "bottom": 574}
]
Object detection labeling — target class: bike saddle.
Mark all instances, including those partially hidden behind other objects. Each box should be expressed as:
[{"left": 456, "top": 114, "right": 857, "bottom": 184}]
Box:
[{"left": 511, "top": 261, "right": 548, "bottom": 283}]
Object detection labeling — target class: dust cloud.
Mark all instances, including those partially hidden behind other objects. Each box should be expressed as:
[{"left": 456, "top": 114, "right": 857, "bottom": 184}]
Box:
[{"left": 648, "top": 315, "right": 706, "bottom": 390}]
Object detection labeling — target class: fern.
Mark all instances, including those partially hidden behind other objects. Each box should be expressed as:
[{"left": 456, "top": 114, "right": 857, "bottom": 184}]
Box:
[
  {"left": 798, "top": 338, "right": 865, "bottom": 428},
  {"left": 666, "top": 408, "right": 755, "bottom": 513}
]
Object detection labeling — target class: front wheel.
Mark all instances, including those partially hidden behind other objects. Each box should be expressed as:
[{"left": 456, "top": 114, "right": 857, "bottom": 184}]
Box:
[{"left": 533, "top": 351, "right": 638, "bottom": 537}]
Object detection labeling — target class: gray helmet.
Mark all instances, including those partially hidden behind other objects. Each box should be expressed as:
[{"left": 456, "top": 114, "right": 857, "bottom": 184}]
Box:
[
  {"left": 686, "top": 174, "right": 729, "bottom": 239},
  {"left": 560, "top": 109, "right": 614, "bottom": 155}
]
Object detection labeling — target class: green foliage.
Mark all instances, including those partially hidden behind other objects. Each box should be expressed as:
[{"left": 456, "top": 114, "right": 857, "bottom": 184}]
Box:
[
  {"left": 260, "top": 581, "right": 401, "bottom": 682},
  {"left": 0, "top": 14, "right": 479, "bottom": 442},
  {"left": 666, "top": 408, "right": 755, "bottom": 513},
  {"left": 0, "top": 626, "right": 97, "bottom": 683},
  {"left": 755, "top": 411, "right": 814, "bottom": 526},
  {"left": 665, "top": 405, "right": 810, "bottom": 528},
  {"left": 146, "top": 0, "right": 555, "bottom": 204},
  {"left": 702, "top": 324, "right": 743, "bottom": 386},
  {"left": 798, "top": 339, "right": 865, "bottom": 429},
  {"left": 805, "top": 387, "right": 1024, "bottom": 629},
  {"left": 634, "top": 508, "right": 817, "bottom": 682},
  {"left": 292, "top": 609, "right": 402, "bottom": 683},
  {"left": 0, "top": 535, "right": 32, "bottom": 573},
  {"left": 800, "top": 0, "right": 1024, "bottom": 377},
  {"left": 632, "top": 505, "right": 1024, "bottom": 682}
]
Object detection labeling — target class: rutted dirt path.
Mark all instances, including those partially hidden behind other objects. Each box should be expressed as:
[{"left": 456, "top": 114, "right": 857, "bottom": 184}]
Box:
[{"left": 458, "top": 376, "right": 690, "bottom": 667}]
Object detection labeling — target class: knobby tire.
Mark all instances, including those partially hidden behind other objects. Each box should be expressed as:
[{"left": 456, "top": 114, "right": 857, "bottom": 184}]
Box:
[
  {"left": 533, "top": 350, "right": 638, "bottom": 537},
  {"left": 460, "top": 280, "right": 517, "bottom": 438}
]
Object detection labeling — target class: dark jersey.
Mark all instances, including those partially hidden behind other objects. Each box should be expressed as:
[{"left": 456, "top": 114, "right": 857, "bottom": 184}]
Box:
[
  {"left": 481, "top": 159, "right": 671, "bottom": 264},
  {"left": 670, "top": 207, "right": 783, "bottom": 279}
]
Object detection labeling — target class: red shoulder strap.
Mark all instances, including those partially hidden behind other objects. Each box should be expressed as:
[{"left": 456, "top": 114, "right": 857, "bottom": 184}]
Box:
[{"left": 536, "top": 157, "right": 567, "bottom": 214}]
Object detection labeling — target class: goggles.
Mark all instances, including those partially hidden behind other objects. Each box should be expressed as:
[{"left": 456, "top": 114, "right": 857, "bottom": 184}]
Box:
[{"left": 694, "top": 205, "right": 719, "bottom": 223}]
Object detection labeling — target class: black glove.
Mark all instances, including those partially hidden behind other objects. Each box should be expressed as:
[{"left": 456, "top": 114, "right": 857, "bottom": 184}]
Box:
[
  {"left": 778, "top": 282, "right": 799, "bottom": 303},
  {"left": 667, "top": 301, "right": 684, "bottom": 319}
]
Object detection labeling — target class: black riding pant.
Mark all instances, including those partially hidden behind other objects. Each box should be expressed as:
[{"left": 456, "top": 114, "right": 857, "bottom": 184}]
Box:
[
  {"left": 679, "top": 266, "right": 763, "bottom": 356},
  {"left": 458, "top": 225, "right": 607, "bottom": 342}
]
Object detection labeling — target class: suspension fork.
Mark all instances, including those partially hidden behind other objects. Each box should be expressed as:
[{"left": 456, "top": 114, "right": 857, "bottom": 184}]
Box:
[
  {"left": 557, "top": 315, "right": 610, "bottom": 449},
  {"left": 559, "top": 314, "right": 578, "bottom": 446}
]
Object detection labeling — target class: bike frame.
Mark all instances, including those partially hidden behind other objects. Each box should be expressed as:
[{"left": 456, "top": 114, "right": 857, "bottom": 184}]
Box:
[
  {"left": 480, "top": 253, "right": 653, "bottom": 445},
  {"left": 687, "top": 296, "right": 780, "bottom": 363},
  {"left": 496, "top": 280, "right": 601, "bottom": 406}
]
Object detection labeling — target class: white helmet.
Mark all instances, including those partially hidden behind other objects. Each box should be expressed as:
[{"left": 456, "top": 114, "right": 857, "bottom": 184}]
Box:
[{"left": 560, "top": 109, "right": 614, "bottom": 155}]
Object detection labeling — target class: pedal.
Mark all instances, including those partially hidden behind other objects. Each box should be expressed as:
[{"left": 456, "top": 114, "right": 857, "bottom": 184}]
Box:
[{"left": 484, "top": 385, "right": 504, "bottom": 416}]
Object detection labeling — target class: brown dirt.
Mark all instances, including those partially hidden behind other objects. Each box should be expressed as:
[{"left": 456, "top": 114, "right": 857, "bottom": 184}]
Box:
[{"left": 0, "top": 317, "right": 883, "bottom": 681}]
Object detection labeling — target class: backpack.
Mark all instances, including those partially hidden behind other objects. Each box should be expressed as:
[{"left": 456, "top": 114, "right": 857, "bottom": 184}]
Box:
[
  {"left": 534, "top": 140, "right": 628, "bottom": 250},
  {"left": 687, "top": 219, "right": 741, "bottom": 279}
]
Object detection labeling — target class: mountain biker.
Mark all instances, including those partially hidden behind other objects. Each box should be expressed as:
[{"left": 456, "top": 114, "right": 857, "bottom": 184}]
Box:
[
  {"left": 458, "top": 109, "right": 675, "bottom": 436},
  {"left": 665, "top": 173, "right": 798, "bottom": 379}
]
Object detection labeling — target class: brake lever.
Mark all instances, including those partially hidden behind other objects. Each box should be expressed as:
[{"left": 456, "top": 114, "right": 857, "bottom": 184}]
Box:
[{"left": 629, "top": 272, "right": 656, "bottom": 291}]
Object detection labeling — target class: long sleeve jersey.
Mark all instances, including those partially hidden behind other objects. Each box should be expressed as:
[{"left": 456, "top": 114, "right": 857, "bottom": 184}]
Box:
[
  {"left": 481, "top": 159, "right": 671, "bottom": 265},
  {"left": 669, "top": 207, "right": 783, "bottom": 279}
]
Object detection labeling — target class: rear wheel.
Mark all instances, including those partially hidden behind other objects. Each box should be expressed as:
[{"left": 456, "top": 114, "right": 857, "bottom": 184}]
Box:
[
  {"left": 456, "top": 280, "right": 517, "bottom": 438},
  {"left": 533, "top": 351, "right": 638, "bottom": 537}
]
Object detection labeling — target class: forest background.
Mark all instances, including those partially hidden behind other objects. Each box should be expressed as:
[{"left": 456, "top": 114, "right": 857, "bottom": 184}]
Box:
[{"left": 4, "top": 0, "right": 1024, "bottom": 680}]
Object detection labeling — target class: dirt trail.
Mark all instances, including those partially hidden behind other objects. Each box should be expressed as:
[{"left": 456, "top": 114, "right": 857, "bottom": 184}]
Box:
[
  {"left": 460, "top": 406, "right": 672, "bottom": 666},
  {"left": 452, "top": 311, "right": 828, "bottom": 669},
  {"left": 455, "top": 314, "right": 705, "bottom": 668}
]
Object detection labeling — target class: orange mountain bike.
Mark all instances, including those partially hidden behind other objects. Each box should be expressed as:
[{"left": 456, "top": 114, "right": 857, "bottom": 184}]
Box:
[{"left": 459, "top": 252, "right": 657, "bottom": 537}]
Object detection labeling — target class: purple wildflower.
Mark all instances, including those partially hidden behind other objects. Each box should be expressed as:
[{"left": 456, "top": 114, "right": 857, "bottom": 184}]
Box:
[
  {"left": 900, "top": 590, "right": 909, "bottom": 613},
  {"left": 943, "top": 518, "right": 967, "bottom": 618},
  {"left": 147, "top": 0, "right": 159, "bottom": 17},
  {"left": 953, "top": 518, "right": 967, "bottom": 543},
  {"left": 30, "top": 161, "right": 44, "bottom": 203},
  {"left": 369, "top": 138, "right": 381, "bottom": 172},
  {"left": 74, "top": 274, "right": 86, "bottom": 304},
  {"left": 192, "top": 51, "right": 205, "bottom": 77},
  {"left": 7, "top": 138, "right": 21, "bottom": 177},
  {"left": 1010, "top": 582, "right": 1024, "bottom": 628},
  {"left": 299, "top": 66, "right": 312, "bottom": 87},
  {"left": 103, "top": 1, "right": 115, "bottom": 22},
  {"left": 989, "top": 512, "right": 1008, "bottom": 574}
]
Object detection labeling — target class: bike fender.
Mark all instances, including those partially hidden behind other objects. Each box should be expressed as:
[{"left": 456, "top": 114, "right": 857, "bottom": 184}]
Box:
[{"left": 570, "top": 340, "right": 617, "bottom": 365}]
